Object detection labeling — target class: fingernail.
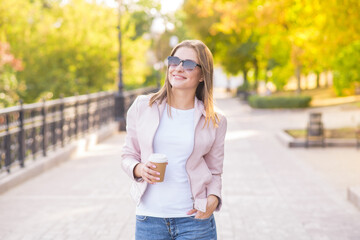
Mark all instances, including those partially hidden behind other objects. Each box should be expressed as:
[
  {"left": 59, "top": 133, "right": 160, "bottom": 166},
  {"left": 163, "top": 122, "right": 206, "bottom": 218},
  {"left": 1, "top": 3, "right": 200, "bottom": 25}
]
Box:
[
  {"left": 156, "top": 177, "right": 160, "bottom": 180},
  {"left": 152, "top": 165, "right": 156, "bottom": 168},
  {"left": 156, "top": 172, "right": 160, "bottom": 175}
]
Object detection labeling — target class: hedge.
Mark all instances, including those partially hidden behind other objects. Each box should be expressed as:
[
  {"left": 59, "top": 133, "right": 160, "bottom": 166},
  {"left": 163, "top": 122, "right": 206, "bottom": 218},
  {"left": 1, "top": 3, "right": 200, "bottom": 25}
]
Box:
[{"left": 248, "top": 95, "right": 312, "bottom": 108}]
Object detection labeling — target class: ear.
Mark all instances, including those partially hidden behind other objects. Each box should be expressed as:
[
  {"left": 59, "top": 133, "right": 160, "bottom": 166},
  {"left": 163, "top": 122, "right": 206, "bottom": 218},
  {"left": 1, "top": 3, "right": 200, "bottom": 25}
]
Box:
[{"left": 199, "top": 78, "right": 204, "bottom": 82}]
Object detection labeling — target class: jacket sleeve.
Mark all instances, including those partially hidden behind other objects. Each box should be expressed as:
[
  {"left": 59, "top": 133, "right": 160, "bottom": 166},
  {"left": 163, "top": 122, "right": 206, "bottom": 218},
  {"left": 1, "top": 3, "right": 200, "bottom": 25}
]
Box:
[
  {"left": 204, "top": 115, "right": 227, "bottom": 211},
  {"left": 121, "top": 96, "right": 143, "bottom": 181}
]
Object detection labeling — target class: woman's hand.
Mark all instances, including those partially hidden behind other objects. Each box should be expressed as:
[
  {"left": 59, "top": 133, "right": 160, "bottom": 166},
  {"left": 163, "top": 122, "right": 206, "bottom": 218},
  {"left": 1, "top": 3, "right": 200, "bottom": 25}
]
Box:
[
  {"left": 133, "top": 162, "right": 161, "bottom": 184},
  {"left": 186, "top": 195, "right": 219, "bottom": 219}
]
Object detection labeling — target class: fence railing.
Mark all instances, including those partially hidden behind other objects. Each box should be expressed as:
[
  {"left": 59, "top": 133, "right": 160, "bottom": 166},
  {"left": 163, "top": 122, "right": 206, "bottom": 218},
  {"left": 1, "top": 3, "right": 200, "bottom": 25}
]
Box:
[
  {"left": 0, "top": 87, "right": 158, "bottom": 175},
  {"left": 0, "top": 91, "right": 114, "bottom": 174}
]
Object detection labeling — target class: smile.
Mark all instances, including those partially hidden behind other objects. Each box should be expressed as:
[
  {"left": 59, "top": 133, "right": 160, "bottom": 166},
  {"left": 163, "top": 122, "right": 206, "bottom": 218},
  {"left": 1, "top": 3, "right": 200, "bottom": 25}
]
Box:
[{"left": 172, "top": 75, "right": 186, "bottom": 80}]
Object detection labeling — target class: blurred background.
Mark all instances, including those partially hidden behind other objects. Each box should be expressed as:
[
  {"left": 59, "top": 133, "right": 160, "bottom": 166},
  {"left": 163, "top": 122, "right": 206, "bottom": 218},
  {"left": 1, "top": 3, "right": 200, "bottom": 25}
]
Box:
[
  {"left": 1, "top": 2, "right": 360, "bottom": 239},
  {"left": 1, "top": 0, "right": 360, "bottom": 108}
]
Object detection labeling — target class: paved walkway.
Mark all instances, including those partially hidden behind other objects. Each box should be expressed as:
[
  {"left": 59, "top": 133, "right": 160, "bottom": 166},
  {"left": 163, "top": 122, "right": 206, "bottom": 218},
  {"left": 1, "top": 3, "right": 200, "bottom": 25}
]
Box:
[{"left": 1, "top": 95, "right": 360, "bottom": 240}]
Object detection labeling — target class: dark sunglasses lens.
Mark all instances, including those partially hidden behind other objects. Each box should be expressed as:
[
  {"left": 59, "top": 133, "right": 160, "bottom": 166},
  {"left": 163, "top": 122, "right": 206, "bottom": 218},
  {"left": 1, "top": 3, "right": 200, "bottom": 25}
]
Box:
[
  {"left": 168, "top": 56, "right": 180, "bottom": 66},
  {"left": 183, "top": 60, "right": 197, "bottom": 70}
]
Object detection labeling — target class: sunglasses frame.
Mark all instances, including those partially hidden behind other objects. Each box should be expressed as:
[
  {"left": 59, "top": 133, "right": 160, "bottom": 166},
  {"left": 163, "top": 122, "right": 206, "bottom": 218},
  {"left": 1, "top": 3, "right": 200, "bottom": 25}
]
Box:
[{"left": 167, "top": 56, "right": 201, "bottom": 71}]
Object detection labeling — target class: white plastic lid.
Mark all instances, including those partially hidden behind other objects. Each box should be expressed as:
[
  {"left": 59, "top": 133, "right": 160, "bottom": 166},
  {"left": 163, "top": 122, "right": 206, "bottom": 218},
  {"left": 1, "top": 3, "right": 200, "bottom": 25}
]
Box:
[{"left": 149, "top": 153, "right": 168, "bottom": 163}]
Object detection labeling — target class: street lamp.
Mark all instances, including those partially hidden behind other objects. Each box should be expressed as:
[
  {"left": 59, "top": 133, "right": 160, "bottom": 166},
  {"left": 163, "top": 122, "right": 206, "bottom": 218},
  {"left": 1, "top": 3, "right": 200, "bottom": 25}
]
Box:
[{"left": 114, "top": 0, "right": 126, "bottom": 131}]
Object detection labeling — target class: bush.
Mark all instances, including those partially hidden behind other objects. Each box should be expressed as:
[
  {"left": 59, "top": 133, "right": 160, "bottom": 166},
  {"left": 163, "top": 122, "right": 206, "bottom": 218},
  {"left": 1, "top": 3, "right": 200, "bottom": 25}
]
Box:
[{"left": 248, "top": 95, "right": 312, "bottom": 108}]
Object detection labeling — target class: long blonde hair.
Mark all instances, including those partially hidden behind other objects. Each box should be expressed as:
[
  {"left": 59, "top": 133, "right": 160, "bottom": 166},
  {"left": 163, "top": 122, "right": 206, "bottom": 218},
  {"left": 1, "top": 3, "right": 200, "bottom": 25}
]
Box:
[{"left": 149, "top": 39, "right": 219, "bottom": 128}]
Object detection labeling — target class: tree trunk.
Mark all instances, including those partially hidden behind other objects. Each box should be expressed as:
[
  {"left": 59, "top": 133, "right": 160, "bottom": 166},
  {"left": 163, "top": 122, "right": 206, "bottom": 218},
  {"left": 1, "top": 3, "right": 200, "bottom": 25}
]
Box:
[
  {"left": 325, "top": 70, "right": 329, "bottom": 88},
  {"left": 265, "top": 66, "right": 270, "bottom": 83},
  {"left": 296, "top": 65, "right": 302, "bottom": 94},
  {"left": 316, "top": 71, "right": 320, "bottom": 88},
  {"left": 253, "top": 58, "right": 259, "bottom": 93},
  {"left": 243, "top": 69, "right": 248, "bottom": 89}
]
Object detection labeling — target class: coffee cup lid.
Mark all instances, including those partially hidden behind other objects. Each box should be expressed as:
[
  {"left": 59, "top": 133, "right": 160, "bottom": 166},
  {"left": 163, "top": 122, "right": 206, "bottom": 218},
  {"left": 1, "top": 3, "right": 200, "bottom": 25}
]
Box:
[{"left": 149, "top": 153, "right": 168, "bottom": 163}]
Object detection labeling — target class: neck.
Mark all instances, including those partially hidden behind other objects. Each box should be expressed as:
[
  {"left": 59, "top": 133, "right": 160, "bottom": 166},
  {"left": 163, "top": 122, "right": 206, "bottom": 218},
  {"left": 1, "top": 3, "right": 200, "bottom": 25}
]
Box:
[{"left": 169, "top": 89, "right": 196, "bottom": 110}]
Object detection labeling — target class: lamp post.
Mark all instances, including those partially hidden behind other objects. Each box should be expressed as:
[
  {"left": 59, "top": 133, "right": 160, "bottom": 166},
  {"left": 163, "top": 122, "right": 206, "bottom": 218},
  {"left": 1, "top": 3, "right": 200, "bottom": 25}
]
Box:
[
  {"left": 150, "top": 16, "right": 165, "bottom": 89},
  {"left": 117, "top": 0, "right": 123, "bottom": 93},
  {"left": 114, "top": 0, "right": 126, "bottom": 131}
]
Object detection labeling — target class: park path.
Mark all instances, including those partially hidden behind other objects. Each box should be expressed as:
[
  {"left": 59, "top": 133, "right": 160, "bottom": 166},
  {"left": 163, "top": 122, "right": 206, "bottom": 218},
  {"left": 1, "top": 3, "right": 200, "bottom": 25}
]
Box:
[{"left": 0, "top": 94, "right": 360, "bottom": 240}]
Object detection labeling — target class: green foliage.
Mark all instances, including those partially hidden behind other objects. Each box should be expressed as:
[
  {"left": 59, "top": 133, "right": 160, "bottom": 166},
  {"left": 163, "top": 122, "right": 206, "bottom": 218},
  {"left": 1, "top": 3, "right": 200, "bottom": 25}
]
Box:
[
  {"left": 184, "top": 0, "right": 258, "bottom": 80},
  {"left": 270, "top": 63, "right": 294, "bottom": 91},
  {"left": 237, "top": 83, "right": 250, "bottom": 92},
  {"left": 248, "top": 95, "right": 312, "bottom": 108},
  {"left": 0, "top": 66, "right": 26, "bottom": 107},
  {"left": 332, "top": 41, "right": 360, "bottom": 96},
  {"left": 0, "top": 0, "right": 153, "bottom": 105},
  {"left": 182, "top": 0, "right": 360, "bottom": 95},
  {"left": 0, "top": 41, "right": 25, "bottom": 107}
]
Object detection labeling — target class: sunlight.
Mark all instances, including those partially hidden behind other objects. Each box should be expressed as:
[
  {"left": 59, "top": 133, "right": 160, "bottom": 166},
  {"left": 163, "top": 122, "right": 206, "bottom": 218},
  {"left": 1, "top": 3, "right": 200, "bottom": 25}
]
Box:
[
  {"left": 160, "top": 0, "right": 183, "bottom": 13},
  {"left": 225, "top": 130, "right": 260, "bottom": 141}
]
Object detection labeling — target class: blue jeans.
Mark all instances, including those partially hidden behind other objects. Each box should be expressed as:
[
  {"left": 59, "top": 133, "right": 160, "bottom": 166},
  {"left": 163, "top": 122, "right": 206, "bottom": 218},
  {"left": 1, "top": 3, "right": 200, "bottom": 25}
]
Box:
[{"left": 135, "top": 214, "right": 217, "bottom": 240}]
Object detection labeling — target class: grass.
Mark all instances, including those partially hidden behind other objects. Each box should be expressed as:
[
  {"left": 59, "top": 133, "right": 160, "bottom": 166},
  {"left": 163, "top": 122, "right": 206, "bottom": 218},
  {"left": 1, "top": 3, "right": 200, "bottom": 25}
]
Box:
[{"left": 286, "top": 127, "right": 359, "bottom": 139}]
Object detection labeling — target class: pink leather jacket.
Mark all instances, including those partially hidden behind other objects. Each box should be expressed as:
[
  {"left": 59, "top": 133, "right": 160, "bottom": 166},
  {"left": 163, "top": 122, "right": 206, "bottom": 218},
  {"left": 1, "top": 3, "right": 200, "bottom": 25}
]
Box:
[{"left": 121, "top": 95, "right": 227, "bottom": 212}]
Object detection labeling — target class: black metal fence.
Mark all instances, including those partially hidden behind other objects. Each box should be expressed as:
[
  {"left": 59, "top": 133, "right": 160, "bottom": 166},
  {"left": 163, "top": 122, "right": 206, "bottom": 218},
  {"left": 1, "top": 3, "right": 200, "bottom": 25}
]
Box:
[
  {"left": 0, "top": 87, "right": 158, "bottom": 175},
  {"left": 0, "top": 92, "right": 115, "bottom": 174}
]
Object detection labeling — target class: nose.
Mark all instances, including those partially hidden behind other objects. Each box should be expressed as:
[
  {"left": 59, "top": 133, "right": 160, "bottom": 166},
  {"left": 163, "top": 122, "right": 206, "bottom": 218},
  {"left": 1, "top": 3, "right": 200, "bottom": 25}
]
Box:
[{"left": 174, "top": 61, "right": 184, "bottom": 71}]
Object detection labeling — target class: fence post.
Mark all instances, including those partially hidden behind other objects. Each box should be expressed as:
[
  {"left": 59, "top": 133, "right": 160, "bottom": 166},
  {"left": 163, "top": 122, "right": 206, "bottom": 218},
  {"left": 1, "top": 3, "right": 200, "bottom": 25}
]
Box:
[
  {"left": 106, "top": 93, "right": 111, "bottom": 123},
  {"left": 114, "top": 91, "right": 126, "bottom": 131},
  {"left": 60, "top": 95, "right": 64, "bottom": 147},
  {"left": 31, "top": 110, "right": 36, "bottom": 159},
  {"left": 86, "top": 94, "right": 90, "bottom": 132},
  {"left": 42, "top": 98, "right": 47, "bottom": 157},
  {"left": 75, "top": 94, "right": 79, "bottom": 139},
  {"left": 18, "top": 100, "right": 25, "bottom": 168},
  {"left": 51, "top": 105, "right": 56, "bottom": 150},
  {"left": 96, "top": 92, "right": 101, "bottom": 129},
  {"left": 98, "top": 92, "right": 103, "bottom": 128},
  {"left": 5, "top": 114, "right": 11, "bottom": 173}
]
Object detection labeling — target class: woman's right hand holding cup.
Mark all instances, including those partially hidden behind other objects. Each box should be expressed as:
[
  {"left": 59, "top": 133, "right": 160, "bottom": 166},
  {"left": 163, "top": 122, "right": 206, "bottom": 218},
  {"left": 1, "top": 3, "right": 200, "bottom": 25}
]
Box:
[{"left": 134, "top": 162, "right": 160, "bottom": 184}]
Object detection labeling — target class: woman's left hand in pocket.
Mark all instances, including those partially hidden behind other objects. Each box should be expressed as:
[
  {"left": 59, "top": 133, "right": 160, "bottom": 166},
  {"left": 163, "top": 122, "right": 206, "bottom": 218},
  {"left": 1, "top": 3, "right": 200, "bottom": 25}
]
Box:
[{"left": 186, "top": 195, "right": 219, "bottom": 219}]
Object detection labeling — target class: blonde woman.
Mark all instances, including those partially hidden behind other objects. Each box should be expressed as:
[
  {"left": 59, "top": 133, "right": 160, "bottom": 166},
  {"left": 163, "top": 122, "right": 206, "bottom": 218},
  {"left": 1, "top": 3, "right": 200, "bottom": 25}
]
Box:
[{"left": 121, "top": 40, "right": 227, "bottom": 240}]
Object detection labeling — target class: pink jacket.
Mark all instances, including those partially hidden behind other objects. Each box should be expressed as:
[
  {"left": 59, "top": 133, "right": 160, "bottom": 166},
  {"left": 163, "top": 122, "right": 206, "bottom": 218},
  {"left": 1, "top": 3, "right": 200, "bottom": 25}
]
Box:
[{"left": 121, "top": 95, "right": 227, "bottom": 212}]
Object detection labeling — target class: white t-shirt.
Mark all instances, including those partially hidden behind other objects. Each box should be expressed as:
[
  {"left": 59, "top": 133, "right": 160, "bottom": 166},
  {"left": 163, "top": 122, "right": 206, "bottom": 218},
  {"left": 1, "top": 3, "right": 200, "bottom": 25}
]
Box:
[{"left": 136, "top": 105, "right": 195, "bottom": 218}]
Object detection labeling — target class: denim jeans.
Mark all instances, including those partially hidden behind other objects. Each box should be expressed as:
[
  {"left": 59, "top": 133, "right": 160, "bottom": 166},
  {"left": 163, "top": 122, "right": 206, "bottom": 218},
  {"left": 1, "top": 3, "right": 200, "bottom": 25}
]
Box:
[{"left": 135, "top": 214, "right": 217, "bottom": 240}]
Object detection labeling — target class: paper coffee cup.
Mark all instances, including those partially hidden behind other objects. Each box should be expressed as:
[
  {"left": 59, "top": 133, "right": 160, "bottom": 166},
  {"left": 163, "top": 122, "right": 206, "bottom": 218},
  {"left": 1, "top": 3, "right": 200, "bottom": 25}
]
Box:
[{"left": 149, "top": 153, "right": 168, "bottom": 182}]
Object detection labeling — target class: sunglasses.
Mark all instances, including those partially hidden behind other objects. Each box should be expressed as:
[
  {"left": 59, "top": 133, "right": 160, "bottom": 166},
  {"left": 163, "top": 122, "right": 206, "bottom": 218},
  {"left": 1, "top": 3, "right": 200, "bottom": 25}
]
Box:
[{"left": 167, "top": 56, "right": 201, "bottom": 71}]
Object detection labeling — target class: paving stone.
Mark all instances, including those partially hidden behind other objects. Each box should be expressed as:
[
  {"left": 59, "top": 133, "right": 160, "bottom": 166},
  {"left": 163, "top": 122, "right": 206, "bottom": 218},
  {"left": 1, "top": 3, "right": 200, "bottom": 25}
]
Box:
[{"left": 0, "top": 95, "right": 359, "bottom": 239}]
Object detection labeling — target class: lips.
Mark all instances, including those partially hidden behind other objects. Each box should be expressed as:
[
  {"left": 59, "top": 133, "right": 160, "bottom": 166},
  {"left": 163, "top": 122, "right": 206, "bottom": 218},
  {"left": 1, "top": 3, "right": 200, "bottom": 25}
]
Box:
[{"left": 172, "top": 74, "right": 186, "bottom": 80}]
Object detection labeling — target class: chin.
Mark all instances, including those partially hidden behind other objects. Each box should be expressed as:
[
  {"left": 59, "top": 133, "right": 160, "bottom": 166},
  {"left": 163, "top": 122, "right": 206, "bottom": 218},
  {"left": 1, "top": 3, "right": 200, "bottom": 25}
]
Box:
[{"left": 170, "top": 80, "right": 185, "bottom": 88}]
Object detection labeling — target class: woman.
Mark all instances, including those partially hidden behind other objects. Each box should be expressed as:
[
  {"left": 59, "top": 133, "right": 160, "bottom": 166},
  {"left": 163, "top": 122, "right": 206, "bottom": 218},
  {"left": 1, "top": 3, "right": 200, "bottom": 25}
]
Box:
[{"left": 121, "top": 39, "right": 227, "bottom": 240}]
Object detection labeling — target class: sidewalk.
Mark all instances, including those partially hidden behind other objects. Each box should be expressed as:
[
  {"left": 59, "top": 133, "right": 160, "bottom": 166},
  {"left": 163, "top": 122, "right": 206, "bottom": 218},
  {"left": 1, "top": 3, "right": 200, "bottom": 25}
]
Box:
[
  {"left": 0, "top": 95, "right": 359, "bottom": 240},
  {"left": 216, "top": 96, "right": 360, "bottom": 239}
]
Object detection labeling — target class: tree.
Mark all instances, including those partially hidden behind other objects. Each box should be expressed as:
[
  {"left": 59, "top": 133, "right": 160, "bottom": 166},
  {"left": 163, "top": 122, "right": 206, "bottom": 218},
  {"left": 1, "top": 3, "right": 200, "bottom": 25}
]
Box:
[
  {"left": 182, "top": 0, "right": 360, "bottom": 95},
  {"left": 0, "top": 41, "right": 25, "bottom": 107},
  {"left": 332, "top": 41, "right": 360, "bottom": 95},
  {"left": 0, "top": 0, "right": 155, "bottom": 104},
  {"left": 184, "top": 0, "right": 259, "bottom": 89}
]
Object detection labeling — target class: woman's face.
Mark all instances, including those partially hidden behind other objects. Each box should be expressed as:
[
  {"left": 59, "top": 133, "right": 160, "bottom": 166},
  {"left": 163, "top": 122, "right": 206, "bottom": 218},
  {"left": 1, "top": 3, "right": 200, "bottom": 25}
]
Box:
[{"left": 168, "top": 47, "right": 202, "bottom": 93}]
